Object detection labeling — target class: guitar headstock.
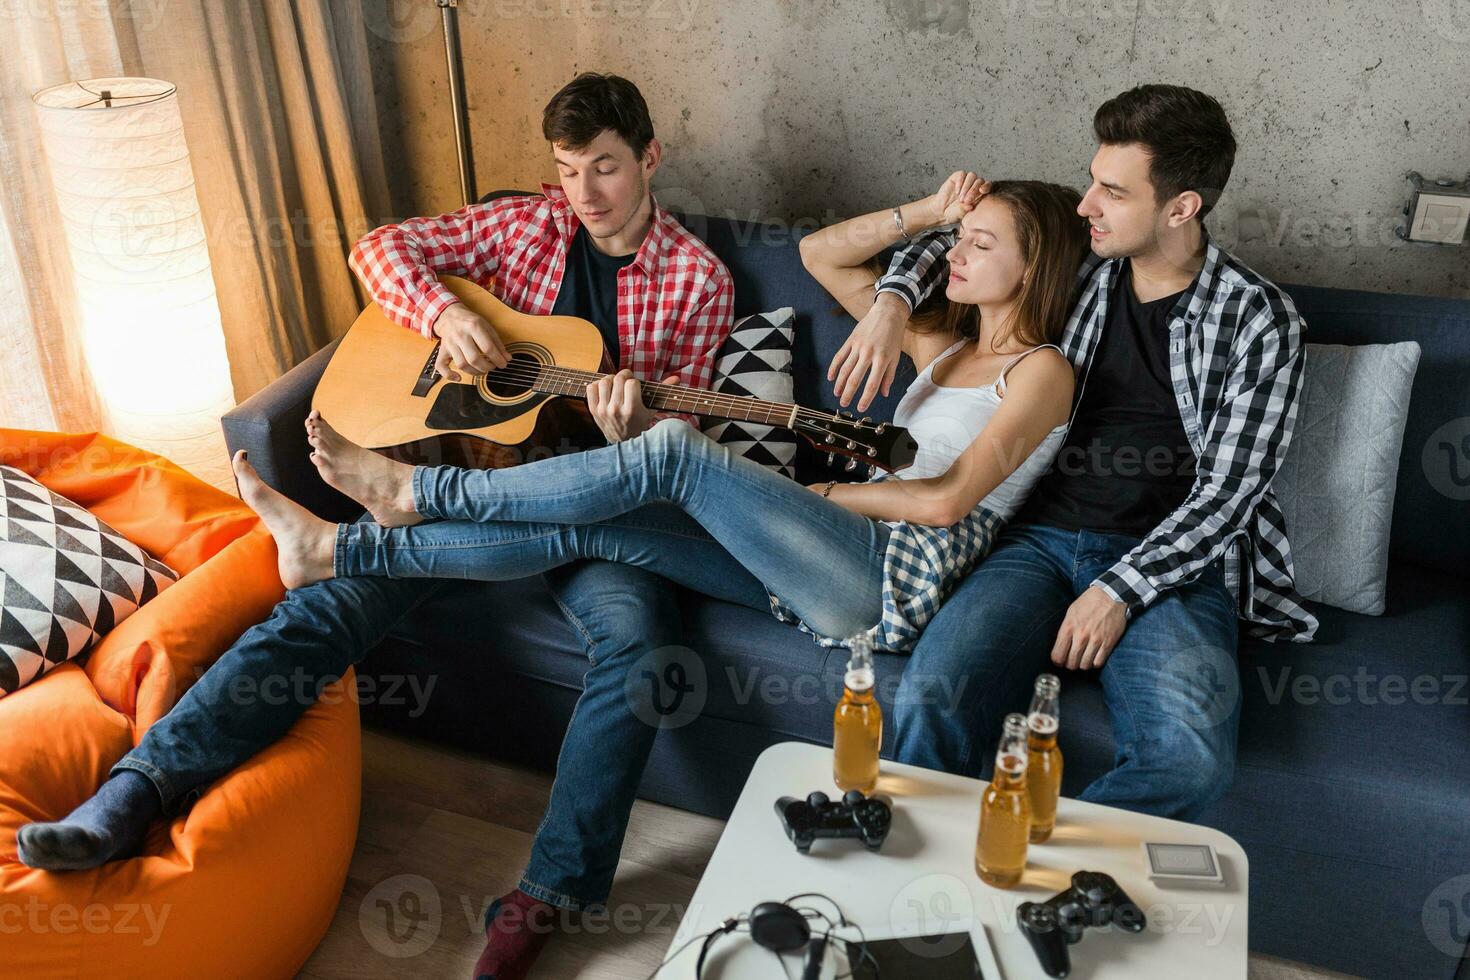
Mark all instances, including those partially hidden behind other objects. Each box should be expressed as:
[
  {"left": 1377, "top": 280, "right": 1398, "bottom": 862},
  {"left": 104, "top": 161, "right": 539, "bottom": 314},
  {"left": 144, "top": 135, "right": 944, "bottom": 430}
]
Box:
[{"left": 793, "top": 412, "right": 918, "bottom": 477}]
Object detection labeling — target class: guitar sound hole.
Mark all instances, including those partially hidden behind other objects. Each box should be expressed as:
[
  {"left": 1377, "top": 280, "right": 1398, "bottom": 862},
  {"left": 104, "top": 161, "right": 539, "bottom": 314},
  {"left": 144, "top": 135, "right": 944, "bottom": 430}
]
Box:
[{"left": 484, "top": 352, "right": 543, "bottom": 398}]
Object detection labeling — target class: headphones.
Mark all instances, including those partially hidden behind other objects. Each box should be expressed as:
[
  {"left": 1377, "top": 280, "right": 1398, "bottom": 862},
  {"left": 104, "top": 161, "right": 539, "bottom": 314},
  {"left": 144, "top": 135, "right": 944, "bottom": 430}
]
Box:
[{"left": 651, "top": 893, "right": 871, "bottom": 980}]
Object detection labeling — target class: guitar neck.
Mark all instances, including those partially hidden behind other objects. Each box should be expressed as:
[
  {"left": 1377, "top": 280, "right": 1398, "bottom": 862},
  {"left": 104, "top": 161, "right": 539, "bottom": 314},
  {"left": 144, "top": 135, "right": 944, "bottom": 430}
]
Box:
[
  {"left": 473, "top": 359, "right": 915, "bottom": 474},
  {"left": 517, "top": 364, "right": 803, "bottom": 428}
]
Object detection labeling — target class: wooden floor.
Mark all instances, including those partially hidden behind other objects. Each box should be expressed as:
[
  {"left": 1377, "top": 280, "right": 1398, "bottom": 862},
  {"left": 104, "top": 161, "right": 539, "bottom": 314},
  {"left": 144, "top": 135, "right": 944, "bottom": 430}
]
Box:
[
  {"left": 296, "top": 729, "right": 724, "bottom": 979},
  {"left": 297, "top": 729, "right": 1357, "bottom": 980}
]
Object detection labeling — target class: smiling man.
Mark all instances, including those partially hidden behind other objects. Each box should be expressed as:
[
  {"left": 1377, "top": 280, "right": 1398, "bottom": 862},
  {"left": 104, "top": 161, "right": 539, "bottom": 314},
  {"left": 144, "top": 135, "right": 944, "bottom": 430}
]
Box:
[
  {"left": 17, "top": 73, "right": 733, "bottom": 980},
  {"left": 848, "top": 84, "right": 1318, "bottom": 820}
]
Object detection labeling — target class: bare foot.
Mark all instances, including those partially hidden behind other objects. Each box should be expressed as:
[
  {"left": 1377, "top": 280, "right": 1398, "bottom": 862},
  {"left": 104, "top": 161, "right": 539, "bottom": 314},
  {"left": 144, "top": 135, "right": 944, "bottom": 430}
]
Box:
[
  {"left": 304, "top": 412, "right": 422, "bottom": 527},
  {"left": 233, "top": 450, "right": 336, "bottom": 589}
]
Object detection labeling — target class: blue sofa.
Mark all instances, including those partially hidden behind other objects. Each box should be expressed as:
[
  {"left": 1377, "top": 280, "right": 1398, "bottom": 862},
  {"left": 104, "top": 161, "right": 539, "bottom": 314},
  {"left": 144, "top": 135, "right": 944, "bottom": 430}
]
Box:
[{"left": 222, "top": 206, "right": 1470, "bottom": 980}]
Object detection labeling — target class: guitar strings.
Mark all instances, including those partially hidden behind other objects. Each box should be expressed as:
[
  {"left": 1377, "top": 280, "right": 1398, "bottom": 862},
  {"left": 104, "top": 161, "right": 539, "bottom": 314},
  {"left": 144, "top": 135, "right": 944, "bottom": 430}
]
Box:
[
  {"left": 459, "top": 361, "right": 877, "bottom": 430},
  {"left": 472, "top": 361, "right": 800, "bottom": 417},
  {"left": 494, "top": 367, "right": 805, "bottom": 422}
]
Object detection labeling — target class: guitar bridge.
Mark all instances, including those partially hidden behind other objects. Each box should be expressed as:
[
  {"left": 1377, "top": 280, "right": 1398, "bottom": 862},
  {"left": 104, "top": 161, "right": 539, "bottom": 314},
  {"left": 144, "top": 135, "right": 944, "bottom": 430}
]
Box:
[{"left": 411, "top": 341, "right": 442, "bottom": 397}]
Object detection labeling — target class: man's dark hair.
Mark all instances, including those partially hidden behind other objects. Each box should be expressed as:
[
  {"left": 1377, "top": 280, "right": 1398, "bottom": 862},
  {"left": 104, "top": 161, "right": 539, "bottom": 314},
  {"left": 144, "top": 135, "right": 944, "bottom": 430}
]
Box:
[
  {"left": 1093, "top": 84, "right": 1236, "bottom": 218},
  {"left": 542, "top": 72, "right": 655, "bottom": 159}
]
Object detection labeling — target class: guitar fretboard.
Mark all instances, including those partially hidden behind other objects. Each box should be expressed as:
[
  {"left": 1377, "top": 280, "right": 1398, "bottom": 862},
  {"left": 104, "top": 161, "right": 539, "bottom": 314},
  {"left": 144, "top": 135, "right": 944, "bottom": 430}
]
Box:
[{"left": 488, "top": 361, "right": 806, "bottom": 427}]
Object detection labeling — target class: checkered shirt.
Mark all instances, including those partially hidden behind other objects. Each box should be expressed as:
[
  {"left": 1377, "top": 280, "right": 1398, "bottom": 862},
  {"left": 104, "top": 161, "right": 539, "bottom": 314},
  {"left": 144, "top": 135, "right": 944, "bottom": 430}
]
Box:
[
  {"left": 876, "top": 228, "right": 1319, "bottom": 643},
  {"left": 348, "top": 183, "right": 734, "bottom": 424}
]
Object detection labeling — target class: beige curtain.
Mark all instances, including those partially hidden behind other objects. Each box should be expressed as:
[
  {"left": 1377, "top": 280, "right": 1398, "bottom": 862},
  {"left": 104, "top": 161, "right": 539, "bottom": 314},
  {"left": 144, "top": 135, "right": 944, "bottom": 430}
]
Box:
[{"left": 1, "top": 0, "right": 391, "bottom": 444}]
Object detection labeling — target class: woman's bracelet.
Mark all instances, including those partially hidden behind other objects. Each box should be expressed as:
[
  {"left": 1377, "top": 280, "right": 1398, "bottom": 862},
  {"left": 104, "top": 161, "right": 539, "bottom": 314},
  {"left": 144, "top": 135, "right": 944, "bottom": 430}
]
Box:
[
  {"left": 892, "top": 205, "right": 910, "bottom": 240},
  {"left": 820, "top": 480, "right": 837, "bottom": 498}
]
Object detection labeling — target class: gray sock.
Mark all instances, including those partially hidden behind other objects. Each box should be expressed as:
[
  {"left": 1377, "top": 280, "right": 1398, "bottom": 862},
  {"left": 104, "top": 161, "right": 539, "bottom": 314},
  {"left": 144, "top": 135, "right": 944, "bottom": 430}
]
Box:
[{"left": 17, "top": 769, "right": 163, "bottom": 870}]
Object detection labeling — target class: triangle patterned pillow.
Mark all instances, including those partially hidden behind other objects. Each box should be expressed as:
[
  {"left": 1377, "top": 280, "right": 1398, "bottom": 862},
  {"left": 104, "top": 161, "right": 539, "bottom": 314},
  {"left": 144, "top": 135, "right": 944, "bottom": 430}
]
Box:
[
  {"left": 0, "top": 465, "right": 178, "bottom": 698},
  {"left": 700, "top": 308, "right": 798, "bottom": 480}
]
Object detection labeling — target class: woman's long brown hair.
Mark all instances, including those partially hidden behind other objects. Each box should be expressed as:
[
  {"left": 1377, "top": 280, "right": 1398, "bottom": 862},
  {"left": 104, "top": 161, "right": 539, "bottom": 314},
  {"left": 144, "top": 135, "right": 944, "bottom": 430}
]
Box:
[{"left": 873, "top": 180, "right": 1089, "bottom": 351}]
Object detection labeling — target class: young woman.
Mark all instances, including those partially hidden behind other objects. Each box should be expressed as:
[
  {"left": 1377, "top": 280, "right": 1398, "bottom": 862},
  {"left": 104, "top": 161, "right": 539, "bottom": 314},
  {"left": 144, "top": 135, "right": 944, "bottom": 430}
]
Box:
[{"left": 237, "top": 175, "right": 1088, "bottom": 652}]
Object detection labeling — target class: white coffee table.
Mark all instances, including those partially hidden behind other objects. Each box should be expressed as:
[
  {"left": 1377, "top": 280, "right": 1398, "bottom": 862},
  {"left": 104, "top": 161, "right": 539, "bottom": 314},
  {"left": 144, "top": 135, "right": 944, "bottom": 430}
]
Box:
[{"left": 659, "top": 742, "right": 1248, "bottom": 979}]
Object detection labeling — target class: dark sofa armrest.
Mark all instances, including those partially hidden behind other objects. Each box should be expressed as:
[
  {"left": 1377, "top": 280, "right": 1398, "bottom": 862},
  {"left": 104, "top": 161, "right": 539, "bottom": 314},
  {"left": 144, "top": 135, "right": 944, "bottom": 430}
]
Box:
[{"left": 220, "top": 338, "right": 361, "bottom": 522}]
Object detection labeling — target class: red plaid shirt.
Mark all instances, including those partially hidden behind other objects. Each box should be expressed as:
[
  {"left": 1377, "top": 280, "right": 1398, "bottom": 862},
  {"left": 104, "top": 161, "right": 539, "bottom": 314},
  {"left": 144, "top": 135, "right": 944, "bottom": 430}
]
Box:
[{"left": 348, "top": 183, "right": 734, "bottom": 425}]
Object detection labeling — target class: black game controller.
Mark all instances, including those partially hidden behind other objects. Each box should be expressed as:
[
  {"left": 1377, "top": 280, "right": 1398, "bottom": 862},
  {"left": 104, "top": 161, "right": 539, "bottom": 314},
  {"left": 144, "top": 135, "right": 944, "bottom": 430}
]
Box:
[
  {"left": 773, "top": 789, "right": 892, "bottom": 853},
  {"left": 1016, "top": 870, "right": 1148, "bottom": 978}
]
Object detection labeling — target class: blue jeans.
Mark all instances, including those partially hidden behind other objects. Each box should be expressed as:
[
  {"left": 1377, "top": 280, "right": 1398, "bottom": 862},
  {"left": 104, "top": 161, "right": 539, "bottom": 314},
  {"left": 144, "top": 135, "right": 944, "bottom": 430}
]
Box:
[
  {"left": 336, "top": 418, "right": 891, "bottom": 644},
  {"left": 893, "top": 523, "right": 1240, "bottom": 821},
  {"left": 524, "top": 558, "right": 688, "bottom": 909},
  {"left": 112, "top": 511, "right": 699, "bottom": 909}
]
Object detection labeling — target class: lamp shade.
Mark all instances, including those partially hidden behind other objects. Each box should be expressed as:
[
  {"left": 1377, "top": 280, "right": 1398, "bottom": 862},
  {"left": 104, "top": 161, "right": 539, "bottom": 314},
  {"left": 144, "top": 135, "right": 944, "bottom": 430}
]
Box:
[{"left": 33, "top": 77, "right": 234, "bottom": 490}]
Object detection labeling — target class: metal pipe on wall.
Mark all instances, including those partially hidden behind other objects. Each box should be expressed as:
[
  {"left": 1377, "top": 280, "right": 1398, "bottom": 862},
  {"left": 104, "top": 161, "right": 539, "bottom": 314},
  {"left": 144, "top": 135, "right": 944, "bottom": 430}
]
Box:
[{"left": 438, "top": 0, "right": 477, "bottom": 206}]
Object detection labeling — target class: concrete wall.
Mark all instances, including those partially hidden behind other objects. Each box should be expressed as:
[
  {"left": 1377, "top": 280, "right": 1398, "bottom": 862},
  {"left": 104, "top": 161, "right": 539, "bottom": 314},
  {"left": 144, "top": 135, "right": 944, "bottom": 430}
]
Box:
[{"left": 361, "top": 0, "right": 1470, "bottom": 298}]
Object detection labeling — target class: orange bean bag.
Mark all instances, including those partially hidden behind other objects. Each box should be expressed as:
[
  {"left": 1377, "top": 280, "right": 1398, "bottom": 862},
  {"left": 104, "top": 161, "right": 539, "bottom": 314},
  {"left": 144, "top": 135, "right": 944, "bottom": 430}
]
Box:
[{"left": 0, "top": 430, "right": 360, "bottom": 979}]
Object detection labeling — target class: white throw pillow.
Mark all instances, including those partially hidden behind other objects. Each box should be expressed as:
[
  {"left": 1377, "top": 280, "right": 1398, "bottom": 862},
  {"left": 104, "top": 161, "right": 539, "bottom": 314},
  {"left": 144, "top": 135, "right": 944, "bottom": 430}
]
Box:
[{"left": 1273, "top": 342, "right": 1421, "bottom": 615}]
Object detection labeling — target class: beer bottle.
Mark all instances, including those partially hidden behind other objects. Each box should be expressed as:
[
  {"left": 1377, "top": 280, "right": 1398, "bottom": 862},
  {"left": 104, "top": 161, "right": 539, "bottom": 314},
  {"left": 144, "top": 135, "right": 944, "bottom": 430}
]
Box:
[
  {"left": 833, "top": 633, "right": 882, "bottom": 795},
  {"left": 1026, "top": 674, "right": 1063, "bottom": 843},
  {"left": 975, "top": 713, "right": 1031, "bottom": 887}
]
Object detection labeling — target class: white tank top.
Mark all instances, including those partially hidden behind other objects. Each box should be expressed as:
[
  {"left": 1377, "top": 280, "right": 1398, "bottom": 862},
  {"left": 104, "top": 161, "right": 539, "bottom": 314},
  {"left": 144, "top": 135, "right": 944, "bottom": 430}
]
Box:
[{"left": 880, "top": 339, "right": 1069, "bottom": 521}]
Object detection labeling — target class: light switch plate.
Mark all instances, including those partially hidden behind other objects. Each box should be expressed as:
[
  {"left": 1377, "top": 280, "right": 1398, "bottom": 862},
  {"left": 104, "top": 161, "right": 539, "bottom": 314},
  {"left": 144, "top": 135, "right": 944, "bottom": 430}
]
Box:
[{"left": 1409, "top": 191, "right": 1470, "bottom": 244}]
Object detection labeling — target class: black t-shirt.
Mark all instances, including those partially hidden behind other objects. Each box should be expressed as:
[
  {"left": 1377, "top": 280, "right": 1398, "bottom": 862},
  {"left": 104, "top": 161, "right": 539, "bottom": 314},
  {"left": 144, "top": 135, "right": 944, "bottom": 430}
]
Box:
[
  {"left": 550, "top": 224, "right": 635, "bottom": 367},
  {"left": 1019, "top": 262, "right": 1198, "bottom": 536}
]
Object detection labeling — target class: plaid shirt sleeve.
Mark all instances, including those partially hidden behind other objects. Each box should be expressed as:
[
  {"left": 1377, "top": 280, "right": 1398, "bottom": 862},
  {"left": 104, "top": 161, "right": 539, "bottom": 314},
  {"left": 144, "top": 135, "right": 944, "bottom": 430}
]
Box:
[
  {"left": 874, "top": 229, "right": 956, "bottom": 311},
  {"left": 348, "top": 196, "right": 529, "bottom": 338},
  {"left": 1093, "top": 292, "right": 1307, "bottom": 617},
  {"left": 649, "top": 270, "right": 735, "bottom": 427}
]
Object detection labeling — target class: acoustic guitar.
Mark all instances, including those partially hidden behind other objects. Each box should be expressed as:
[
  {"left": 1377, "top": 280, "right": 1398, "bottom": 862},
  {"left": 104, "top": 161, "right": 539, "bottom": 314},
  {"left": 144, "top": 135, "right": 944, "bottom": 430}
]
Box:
[{"left": 312, "top": 275, "right": 918, "bottom": 475}]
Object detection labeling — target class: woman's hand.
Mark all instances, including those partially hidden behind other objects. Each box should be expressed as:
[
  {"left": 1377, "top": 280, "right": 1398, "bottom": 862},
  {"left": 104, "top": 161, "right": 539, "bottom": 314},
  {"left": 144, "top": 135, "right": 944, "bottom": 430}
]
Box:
[
  {"left": 924, "top": 170, "right": 989, "bottom": 226},
  {"left": 828, "top": 292, "right": 908, "bottom": 412}
]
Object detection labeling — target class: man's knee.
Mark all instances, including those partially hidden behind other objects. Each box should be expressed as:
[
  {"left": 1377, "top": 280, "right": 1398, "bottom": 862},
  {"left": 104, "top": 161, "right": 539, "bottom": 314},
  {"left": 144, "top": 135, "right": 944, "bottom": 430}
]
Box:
[
  {"left": 1137, "top": 728, "right": 1236, "bottom": 818},
  {"left": 891, "top": 682, "right": 982, "bottom": 768},
  {"left": 643, "top": 416, "right": 692, "bottom": 447},
  {"left": 645, "top": 417, "right": 717, "bottom": 466},
  {"left": 548, "top": 561, "right": 682, "bottom": 663},
  {"left": 262, "top": 576, "right": 429, "bottom": 662},
  {"left": 892, "top": 631, "right": 1011, "bottom": 776},
  {"left": 894, "top": 555, "right": 1070, "bottom": 775}
]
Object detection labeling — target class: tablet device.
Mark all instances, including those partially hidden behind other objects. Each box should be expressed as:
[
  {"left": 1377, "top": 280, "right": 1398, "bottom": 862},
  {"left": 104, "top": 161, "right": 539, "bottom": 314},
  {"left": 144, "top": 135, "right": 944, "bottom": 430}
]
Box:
[{"left": 845, "top": 931, "right": 987, "bottom": 979}]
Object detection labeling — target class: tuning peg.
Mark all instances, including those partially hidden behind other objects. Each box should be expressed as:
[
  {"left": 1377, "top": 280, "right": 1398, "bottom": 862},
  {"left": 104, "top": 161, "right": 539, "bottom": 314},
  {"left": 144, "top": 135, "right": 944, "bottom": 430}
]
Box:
[
  {"left": 826, "top": 452, "right": 835, "bottom": 465},
  {"left": 860, "top": 416, "right": 871, "bottom": 427},
  {"left": 824, "top": 433, "right": 835, "bottom": 444},
  {"left": 867, "top": 465, "right": 877, "bottom": 478},
  {"left": 844, "top": 458, "right": 858, "bottom": 472},
  {"left": 846, "top": 440, "right": 856, "bottom": 449},
  {"left": 875, "top": 423, "right": 887, "bottom": 434},
  {"left": 867, "top": 447, "right": 877, "bottom": 457}
]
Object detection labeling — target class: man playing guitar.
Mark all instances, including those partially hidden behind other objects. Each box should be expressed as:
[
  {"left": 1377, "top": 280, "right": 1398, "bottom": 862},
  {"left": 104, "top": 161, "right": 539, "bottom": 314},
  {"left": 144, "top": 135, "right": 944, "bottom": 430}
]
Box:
[{"left": 344, "top": 70, "right": 735, "bottom": 977}]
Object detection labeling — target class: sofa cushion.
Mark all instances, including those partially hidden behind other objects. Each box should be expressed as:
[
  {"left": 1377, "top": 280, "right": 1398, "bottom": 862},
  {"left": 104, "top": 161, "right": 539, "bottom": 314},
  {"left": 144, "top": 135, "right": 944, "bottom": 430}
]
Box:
[
  {"left": 1273, "top": 342, "right": 1421, "bottom": 614},
  {"left": 1280, "top": 284, "right": 1470, "bottom": 577},
  {"left": 700, "top": 307, "right": 798, "bottom": 479},
  {"left": 1, "top": 465, "right": 178, "bottom": 697}
]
